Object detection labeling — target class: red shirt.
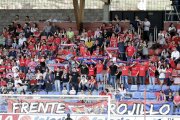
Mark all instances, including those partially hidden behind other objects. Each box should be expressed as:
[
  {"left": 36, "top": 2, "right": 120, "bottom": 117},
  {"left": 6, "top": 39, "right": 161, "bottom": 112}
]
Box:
[
  {"left": 0, "top": 66, "right": 6, "bottom": 72},
  {"left": 80, "top": 46, "right": 85, "bottom": 55},
  {"left": 30, "top": 79, "right": 37, "bottom": 85},
  {"left": 41, "top": 45, "right": 47, "bottom": 50},
  {"left": 88, "top": 67, "right": 95, "bottom": 76},
  {"left": 28, "top": 37, "right": 36, "bottom": 43},
  {"left": 96, "top": 63, "right": 103, "bottom": 74},
  {"left": 110, "top": 37, "right": 118, "bottom": 47},
  {"left": 88, "top": 78, "right": 96, "bottom": 84},
  {"left": 6, "top": 65, "right": 12, "bottom": 70},
  {"left": 28, "top": 45, "right": 34, "bottom": 51},
  {"left": 82, "top": 51, "right": 91, "bottom": 57},
  {"left": 19, "top": 59, "right": 26, "bottom": 67},
  {"left": 139, "top": 65, "right": 146, "bottom": 77},
  {"left": 144, "top": 61, "right": 149, "bottom": 70},
  {"left": 19, "top": 73, "right": 26, "bottom": 79},
  {"left": 50, "top": 45, "right": 57, "bottom": 51},
  {"left": 121, "top": 66, "right": 129, "bottom": 76},
  {"left": 25, "top": 59, "right": 31, "bottom": 66},
  {"left": 166, "top": 68, "right": 173, "bottom": 78},
  {"left": 126, "top": 46, "right": 135, "bottom": 57},
  {"left": 149, "top": 66, "right": 156, "bottom": 77},
  {"left": 131, "top": 66, "right": 139, "bottom": 76},
  {"left": 54, "top": 37, "right": 61, "bottom": 44},
  {"left": 0, "top": 80, "right": 7, "bottom": 87}
]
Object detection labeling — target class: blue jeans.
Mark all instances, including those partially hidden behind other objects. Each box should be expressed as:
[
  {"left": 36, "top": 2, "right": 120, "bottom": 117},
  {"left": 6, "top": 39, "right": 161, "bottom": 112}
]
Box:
[
  {"left": 131, "top": 76, "right": 137, "bottom": 85},
  {"left": 121, "top": 76, "right": 129, "bottom": 89},
  {"left": 54, "top": 80, "right": 61, "bottom": 92},
  {"left": 62, "top": 82, "right": 70, "bottom": 92},
  {"left": 110, "top": 75, "right": 116, "bottom": 88},
  {"left": 149, "top": 77, "right": 155, "bottom": 85},
  {"left": 96, "top": 74, "right": 103, "bottom": 82},
  {"left": 20, "top": 66, "right": 26, "bottom": 73},
  {"left": 139, "top": 76, "right": 145, "bottom": 85}
]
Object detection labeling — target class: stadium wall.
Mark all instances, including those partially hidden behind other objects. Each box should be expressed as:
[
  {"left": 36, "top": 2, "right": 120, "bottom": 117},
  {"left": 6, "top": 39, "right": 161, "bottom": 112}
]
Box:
[{"left": 0, "top": 9, "right": 103, "bottom": 31}]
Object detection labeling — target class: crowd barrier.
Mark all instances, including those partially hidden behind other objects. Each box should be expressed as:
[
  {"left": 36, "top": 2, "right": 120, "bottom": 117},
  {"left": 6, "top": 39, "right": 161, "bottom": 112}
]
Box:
[
  {"left": 16, "top": 21, "right": 130, "bottom": 32},
  {"left": 0, "top": 95, "right": 179, "bottom": 120}
]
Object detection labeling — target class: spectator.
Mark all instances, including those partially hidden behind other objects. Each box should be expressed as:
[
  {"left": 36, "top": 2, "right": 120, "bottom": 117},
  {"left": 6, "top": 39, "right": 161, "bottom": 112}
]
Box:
[
  {"left": 168, "top": 23, "right": 176, "bottom": 37},
  {"left": 149, "top": 62, "right": 156, "bottom": 85},
  {"left": 165, "top": 64, "right": 173, "bottom": 86},
  {"left": 158, "top": 65, "right": 166, "bottom": 86},
  {"left": 70, "top": 67, "right": 79, "bottom": 92},
  {"left": 130, "top": 62, "right": 139, "bottom": 85},
  {"left": 62, "top": 70, "right": 70, "bottom": 92},
  {"left": 16, "top": 83, "right": 24, "bottom": 94},
  {"left": 79, "top": 75, "right": 88, "bottom": 91},
  {"left": 143, "top": 17, "right": 150, "bottom": 41},
  {"left": 114, "top": 23, "right": 121, "bottom": 35},
  {"left": 157, "top": 90, "right": 166, "bottom": 101},
  {"left": 94, "top": 60, "right": 104, "bottom": 85},
  {"left": 173, "top": 91, "right": 180, "bottom": 114},
  {"left": 126, "top": 42, "right": 136, "bottom": 62},
  {"left": 66, "top": 27, "right": 74, "bottom": 42},
  {"left": 69, "top": 86, "right": 76, "bottom": 95},
  {"left": 120, "top": 63, "right": 129, "bottom": 89},
  {"left": 62, "top": 86, "right": 68, "bottom": 95},
  {"left": 166, "top": 92, "right": 174, "bottom": 102},
  {"left": 171, "top": 47, "right": 180, "bottom": 65},
  {"left": 109, "top": 61, "right": 118, "bottom": 88},
  {"left": 115, "top": 83, "right": 127, "bottom": 101},
  {"left": 139, "top": 62, "right": 146, "bottom": 85},
  {"left": 164, "top": 86, "right": 173, "bottom": 96},
  {"left": 54, "top": 67, "right": 63, "bottom": 92},
  {"left": 87, "top": 76, "right": 96, "bottom": 91}
]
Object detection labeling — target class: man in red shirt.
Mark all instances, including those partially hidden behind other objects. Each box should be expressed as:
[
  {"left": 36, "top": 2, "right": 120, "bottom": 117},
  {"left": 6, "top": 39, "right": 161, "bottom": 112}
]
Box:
[
  {"left": 88, "top": 64, "right": 95, "bottom": 77},
  {"left": 0, "top": 78, "right": 7, "bottom": 87},
  {"left": 19, "top": 56, "right": 26, "bottom": 73},
  {"left": 0, "top": 63, "right": 6, "bottom": 74},
  {"left": 149, "top": 62, "right": 156, "bottom": 85},
  {"left": 95, "top": 60, "right": 104, "bottom": 84},
  {"left": 139, "top": 62, "right": 146, "bottom": 85},
  {"left": 130, "top": 62, "right": 139, "bottom": 85},
  {"left": 126, "top": 42, "right": 136, "bottom": 62},
  {"left": 121, "top": 63, "right": 129, "bottom": 88}
]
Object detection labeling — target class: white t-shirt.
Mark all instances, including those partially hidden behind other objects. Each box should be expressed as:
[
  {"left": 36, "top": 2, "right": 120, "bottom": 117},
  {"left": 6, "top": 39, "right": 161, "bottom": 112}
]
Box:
[
  {"left": 18, "top": 37, "right": 27, "bottom": 46},
  {"left": 171, "top": 50, "right": 180, "bottom": 60},
  {"left": 158, "top": 68, "right": 166, "bottom": 79},
  {"left": 14, "top": 79, "right": 22, "bottom": 88},
  {"left": 69, "top": 90, "right": 76, "bottom": 95},
  {"left": 143, "top": 21, "right": 150, "bottom": 31}
]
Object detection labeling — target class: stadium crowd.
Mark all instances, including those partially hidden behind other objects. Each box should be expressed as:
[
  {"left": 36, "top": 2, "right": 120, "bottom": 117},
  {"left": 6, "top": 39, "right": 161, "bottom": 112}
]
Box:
[{"left": 0, "top": 15, "right": 179, "bottom": 109}]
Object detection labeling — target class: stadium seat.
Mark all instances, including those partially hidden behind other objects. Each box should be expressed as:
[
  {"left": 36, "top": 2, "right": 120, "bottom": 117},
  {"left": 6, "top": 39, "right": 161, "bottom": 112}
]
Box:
[
  {"left": 170, "top": 85, "right": 180, "bottom": 92},
  {"left": 139, "top": 85, "right": 146, "bottom": 92},
  {"left": 147, "top": 92, "right": 156, "bottom": 100},
  {"left": 38, "top": 91, "right": 47, "bottom": 95},
  {"left": 52, "top": 92, "right": 61, "bottom": 95},
  {"left": 130, "top": 85, "right": 138, "bottom": 92},
  {"left": 146, "top": 85, "right": 154, "bottom": 91},
  {"left": 161, "top": 85, "right": 167, "bottom": 91},
  {"left": 132, "top": 92, "right": 142, "bottom": 99},
  {"left": 25, "top": 91, "right": 32, "bottom": 94},
  {"left": 153, "top": 85, "right": 161, "bottom": 91}
]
